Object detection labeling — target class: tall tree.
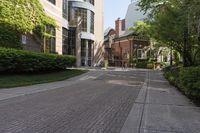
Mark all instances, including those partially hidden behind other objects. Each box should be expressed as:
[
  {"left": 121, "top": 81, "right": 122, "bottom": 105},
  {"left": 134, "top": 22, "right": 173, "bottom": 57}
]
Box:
[{"left": 138, "top": 0, "right": 200, "bottom": 66}]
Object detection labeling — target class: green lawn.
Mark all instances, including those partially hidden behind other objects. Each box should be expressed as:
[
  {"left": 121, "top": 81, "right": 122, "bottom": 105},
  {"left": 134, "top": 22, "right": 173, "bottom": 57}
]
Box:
[{"left": 0, "top": 69, "right": 87, "bottom": 88}]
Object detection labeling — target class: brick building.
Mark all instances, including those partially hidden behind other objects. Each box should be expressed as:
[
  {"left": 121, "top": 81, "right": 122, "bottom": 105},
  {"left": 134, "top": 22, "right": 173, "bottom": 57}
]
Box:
[{"left": 104, "top": 18, "right": 149, "bottom": 67}]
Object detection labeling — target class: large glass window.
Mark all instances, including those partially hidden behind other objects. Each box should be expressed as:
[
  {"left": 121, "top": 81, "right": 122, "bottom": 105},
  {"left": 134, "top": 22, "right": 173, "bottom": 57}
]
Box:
[
  {"left": 90, "top": 11, "right": 94, "bottom": 34},
  {"left": 63, "top": 0, "right": 68, "bottom": 19},
  {"left": 75, "top": 8, "right": 87, "bottom": 32},
  {"left": 44, "top": 25, "right": 56, "bottom": 53},
  {"left": 81, "top": 39, "right": 93, "bottom": 66},
  {"left": 47, "top": 0, "right": 56, "bottom": 5},
  {"left": 62, "top": 27, "right": 68, "bottom": 55},
  {"left": 66, "top": 27, "right": 76, "bottom": 55},
  {"left": 68, "top": 3, "right": 88, "bottom": 32}
]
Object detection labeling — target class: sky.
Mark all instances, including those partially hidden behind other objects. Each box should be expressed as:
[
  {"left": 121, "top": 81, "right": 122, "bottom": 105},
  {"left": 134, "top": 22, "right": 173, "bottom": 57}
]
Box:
[{"left": 104, "top": 0, "right": 133, "bottom": 29}]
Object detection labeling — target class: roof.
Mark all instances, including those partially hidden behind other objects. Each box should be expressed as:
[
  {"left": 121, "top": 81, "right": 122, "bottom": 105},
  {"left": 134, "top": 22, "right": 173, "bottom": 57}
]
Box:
[
  {"left": 119, "top": 30, "right": 135, "bottom": 38},
  {"left": 115, "top": 29, "right": 149, "bottom": 41},
  {"left": 125, "top": 2, "right": 147, "bottom": 29},
  {"left": 104, "top": 27, "right": 115, "bottom": 37}
]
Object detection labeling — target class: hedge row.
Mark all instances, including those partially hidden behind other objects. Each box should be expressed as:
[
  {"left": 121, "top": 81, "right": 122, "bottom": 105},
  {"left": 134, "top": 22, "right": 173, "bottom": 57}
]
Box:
[
  {"left": 164, "top": 66, "right": 200, "bottom": 105},
  {"left": 179, "top": 67, "right": 200, "bottom": 100},
  {"left": 135, "top": 59, "right": 155, "bottom": 69},
  {"left": 0, "top": 48, "right": 76, "bottom": 73}
]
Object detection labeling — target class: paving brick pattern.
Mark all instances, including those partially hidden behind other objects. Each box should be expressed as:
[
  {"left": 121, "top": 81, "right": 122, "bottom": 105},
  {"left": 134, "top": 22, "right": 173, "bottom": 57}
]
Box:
[{"left": 0, "top": 71, "right": 146, "bottom": 133}]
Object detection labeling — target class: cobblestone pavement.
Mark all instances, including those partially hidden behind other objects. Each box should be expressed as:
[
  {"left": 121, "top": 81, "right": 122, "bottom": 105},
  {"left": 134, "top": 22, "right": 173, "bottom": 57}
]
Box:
[{"left": 0, "top": 69, "right": 146, "bottom": 133}]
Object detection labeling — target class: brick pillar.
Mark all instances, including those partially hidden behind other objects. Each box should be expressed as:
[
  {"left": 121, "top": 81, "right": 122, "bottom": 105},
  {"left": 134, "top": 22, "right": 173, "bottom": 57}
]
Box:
[
  {"left": 115, "top": 18, "right": 125, "bottom": 37},
  {"left": 115, "top": 18, "right": 122, "bottom": 37}
]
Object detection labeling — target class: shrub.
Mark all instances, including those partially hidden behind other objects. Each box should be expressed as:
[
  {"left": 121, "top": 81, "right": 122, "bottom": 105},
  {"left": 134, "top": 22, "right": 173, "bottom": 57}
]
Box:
[
  {"left": 136, "top": 61, "right": 147, "bottom": 68},
  {"left": 179, "top": 67, "right": 200, "bottom": 100},
  {"left": 147, "top": 63, "right": 154, "bottom": 69},
  {"left": 148, "top": 58, "right": 157, "bottom": 63},
  {"left": 164, "top": 66, "right": 200, "bottom": 105},
  {"left": 0, "top": 48, "right": 76, "bottom": 73},
  {"left": 135, "top": 59, "right": 156, "bottom": 69}
]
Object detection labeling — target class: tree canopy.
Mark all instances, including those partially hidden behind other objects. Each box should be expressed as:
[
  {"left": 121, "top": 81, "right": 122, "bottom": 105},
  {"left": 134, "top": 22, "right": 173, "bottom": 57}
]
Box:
[{"left": 136, "top": 0, "right": 200, "bottom": 66}]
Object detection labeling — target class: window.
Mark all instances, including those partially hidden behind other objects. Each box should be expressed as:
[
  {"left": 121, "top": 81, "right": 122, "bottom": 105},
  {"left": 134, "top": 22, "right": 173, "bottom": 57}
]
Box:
[
  {"left": 89, "top": 0, "right": 94, "bottom": 5},
  {"left": 47, "top": 0, "right": 56, "bottom": 5},
  {"left": 75, "top": 8, "right": 87, "bottom": 32},
  {"left": 84, "top": 0, "right": 94, "bottom": 5},
  {"left": 68, "top": 3, "right": 88, "bottom": 32},
  {"left": 123, "top": 49, "right": 129, "bottom": 59},
  {"left": 62, "top": 27, "right": 68, "bottom": 54},
  {"left": 44, "top": 25, "right": 56, "bottom": 53},
  {"left": 137, "top": 49, "right": 143, "bottom": 59},
  {"left": 90, "top": 11, "right": 94, "bottom": 34},
  {"left": 63, "top": 0, "right": 68, "bottom": 19},
  {"left": 21, "top": 35, "right": 27, "bottom": 45},
  {"left": 65, "top": 27, "right": 76, "bottom": 55}
]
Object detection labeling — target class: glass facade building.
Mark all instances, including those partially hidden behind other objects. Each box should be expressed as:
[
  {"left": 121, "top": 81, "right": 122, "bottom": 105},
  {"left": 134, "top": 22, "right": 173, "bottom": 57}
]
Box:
[
  {"left": 68, "top": 0, "right": 95, "bottom": 66},
  {"left": 39, "top": 0, "right": 103, "bottom": 67}
]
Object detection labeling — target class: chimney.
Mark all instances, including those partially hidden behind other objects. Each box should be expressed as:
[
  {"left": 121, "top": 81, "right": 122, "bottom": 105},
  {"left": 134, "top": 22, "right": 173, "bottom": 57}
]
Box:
[{"left": 115, "top": 18, "right": 125, "bottom": 37}]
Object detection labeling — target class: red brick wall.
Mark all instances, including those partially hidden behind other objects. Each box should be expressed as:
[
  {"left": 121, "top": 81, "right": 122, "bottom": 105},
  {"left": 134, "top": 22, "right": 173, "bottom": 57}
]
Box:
[{"left": 111, "top": 38, "right": 149, "bottom": 67}]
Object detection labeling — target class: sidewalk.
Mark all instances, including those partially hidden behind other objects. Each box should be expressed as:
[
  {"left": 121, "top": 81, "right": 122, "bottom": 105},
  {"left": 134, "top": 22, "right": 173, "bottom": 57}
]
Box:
[{"left": 121, "top": 70, "right": 200, "bottom": 133}]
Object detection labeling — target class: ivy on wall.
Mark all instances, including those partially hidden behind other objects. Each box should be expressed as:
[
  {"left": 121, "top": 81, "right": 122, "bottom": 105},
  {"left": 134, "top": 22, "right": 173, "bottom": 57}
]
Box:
[
  {"left": 0, "top": 0, "right": 56, "bottom": 49},
  {"left": 0, "top": 22, "right": 22, "bottom": 49}
]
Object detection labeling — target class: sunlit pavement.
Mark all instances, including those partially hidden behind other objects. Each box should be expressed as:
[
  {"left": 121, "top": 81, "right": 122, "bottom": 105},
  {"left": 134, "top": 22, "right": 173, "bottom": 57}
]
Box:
[{"left": 0, "top": 68, "right": 199, "bottom": 133}]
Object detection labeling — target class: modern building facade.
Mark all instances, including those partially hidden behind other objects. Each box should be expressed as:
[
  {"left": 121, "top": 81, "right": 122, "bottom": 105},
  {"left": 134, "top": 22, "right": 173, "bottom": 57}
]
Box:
[
  {"left": 40, "top": 0, "right": 69, "bottom": 55},
  {"left": 68, "top": 0, "right": 95, "bottom": 66},
  {"left": 23, "top": 0, "right": 104, "bottom": 67}
]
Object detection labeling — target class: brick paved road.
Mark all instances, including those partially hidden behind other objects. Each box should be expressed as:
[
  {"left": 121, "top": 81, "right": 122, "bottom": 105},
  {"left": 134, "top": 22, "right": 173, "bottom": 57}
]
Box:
[{"left": 0, "top": 70, "right": 146, "bottom": 133}]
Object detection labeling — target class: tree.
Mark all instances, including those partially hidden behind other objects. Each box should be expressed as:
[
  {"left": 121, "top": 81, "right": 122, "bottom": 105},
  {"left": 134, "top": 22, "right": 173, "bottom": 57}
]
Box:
[
  {"left": 138, "top": 0, "right": 200, "bottom": 66},
  {"left": 129, "top": 21, "right": 151, "bottom": 39}
]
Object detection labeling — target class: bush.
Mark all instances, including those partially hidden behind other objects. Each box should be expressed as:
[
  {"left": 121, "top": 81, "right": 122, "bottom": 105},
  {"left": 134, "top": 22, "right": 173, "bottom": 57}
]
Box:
[
  {"left": 147, "top": 63, "right": 154, "bottom": 69},
  {"left": 179, "top": 67, "right": 200, "bottom": 100},
  {"left": 135, "top": 59, "right": 155, "bottom": 69},
  {"left": 136, "top": 61, "right": 148, "bottom": 68},
  {"left": 164, "top": 66, "right": 181, "bottom": 85},
  {"left": 0, "top": 47, "right": 76, "bottom": 73},
  {"left": 164, "top": 66, "right": 200, "bottom": 105}
]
